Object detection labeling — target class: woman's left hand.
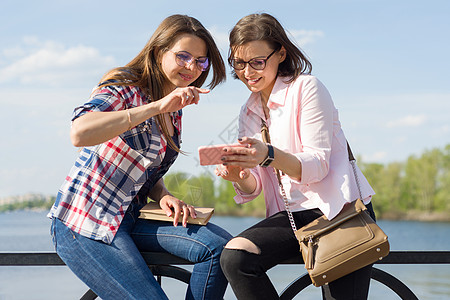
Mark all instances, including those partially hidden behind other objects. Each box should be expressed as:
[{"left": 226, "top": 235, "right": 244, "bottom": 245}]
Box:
[
  {"left": 159, "top": 195, "right": 197, "bottom": 227},
  {"left": 220, "top": 136, "right": 268, "bottom": 168}
]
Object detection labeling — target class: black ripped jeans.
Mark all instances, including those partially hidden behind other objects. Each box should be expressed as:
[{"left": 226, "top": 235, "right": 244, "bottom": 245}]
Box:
[{"left": 220, "top": 202, "right": 376, "bottom": 300}]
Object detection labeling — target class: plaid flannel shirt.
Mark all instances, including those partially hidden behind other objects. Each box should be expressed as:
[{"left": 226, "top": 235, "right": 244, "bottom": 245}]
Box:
[{"left": 48, "top": 84, "right": 182, "bottom": 244}]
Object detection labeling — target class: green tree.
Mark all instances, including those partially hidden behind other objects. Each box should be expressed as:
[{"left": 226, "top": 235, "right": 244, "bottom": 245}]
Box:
[
  {"left": 401, "top": 149, "right": 440, "bottom": 212},
  {"left": 360, "top": 161, "right": 403, "bottom": 216},
  {"left": 163, "top": 172, "right": 215, "bottom": 207},
  {"left": 5, "top": 145, "right": 449, "bottom": 219},
  {"left": 185, "top": 173, "right": 216, "bottom": 207},
  {"left": 433, "top": 145, "right": 450, "bottom": 212}
]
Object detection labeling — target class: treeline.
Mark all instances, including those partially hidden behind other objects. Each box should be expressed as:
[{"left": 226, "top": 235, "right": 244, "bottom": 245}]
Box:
[
  {"left": 358, "top": 144, "right": 450, "bottom": 221},
  {"left": 0, "top": 194, "right": 55, "bottom": 212},
  {"left": 165, "top": 144, "right": 450, "bottom": 221},
  {"left": 2, "top": 144, "right": 449, "bottom": 221},
  {"left": 164, "top": 172, "right": 266, "bottom": 217}
]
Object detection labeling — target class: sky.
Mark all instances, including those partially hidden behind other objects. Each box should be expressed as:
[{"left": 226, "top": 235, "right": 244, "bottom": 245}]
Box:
[{"left": 0, "top": 0, "right": 449, "bottom": 198}]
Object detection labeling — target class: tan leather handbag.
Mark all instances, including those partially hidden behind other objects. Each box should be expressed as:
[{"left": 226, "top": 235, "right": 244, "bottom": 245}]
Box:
[
  {"left": 295, "top": 198, "right": 390, "bottom": 286},
  {"left": 260, "top": 119, "right": 390, "bottom": 287}
]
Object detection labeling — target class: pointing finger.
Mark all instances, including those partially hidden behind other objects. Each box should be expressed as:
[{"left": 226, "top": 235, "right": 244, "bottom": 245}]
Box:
[{"left": 195, "top": 88, "right": 210, "bottom": 94}]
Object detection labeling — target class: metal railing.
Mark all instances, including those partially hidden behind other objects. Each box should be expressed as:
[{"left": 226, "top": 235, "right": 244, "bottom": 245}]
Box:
[{"left": 1, "top": 251, "right": 449, "bottom": 299}]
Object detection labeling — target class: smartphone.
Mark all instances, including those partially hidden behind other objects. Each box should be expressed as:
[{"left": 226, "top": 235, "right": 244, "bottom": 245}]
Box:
[{"left": 198, "top": 144, "right": 242, "bottom": 166}]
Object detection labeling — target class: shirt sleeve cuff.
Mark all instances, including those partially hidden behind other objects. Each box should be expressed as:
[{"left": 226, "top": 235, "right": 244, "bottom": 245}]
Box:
[
  {"left": 232, "top": 169, "right": 262, "bottom": 204},
  {"left": 294, "top": 152, "right": 329, "bottom": 184}
]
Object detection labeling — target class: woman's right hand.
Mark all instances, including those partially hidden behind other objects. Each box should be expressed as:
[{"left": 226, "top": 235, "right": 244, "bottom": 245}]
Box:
[
  {"left": 157, "top": 87, "right": 210, "bottom": 113},
  {"left": 159, "top": 194, "right": 197, "bottom": 228},
  {"left": 215, "top": 164, "right": 257, "bottom": 194},
  {"left": 71, "top": 86, "right": 209, "bottom": 147},
  {"left": 215, "top": 165, "right": 250, "bottom": 182}
]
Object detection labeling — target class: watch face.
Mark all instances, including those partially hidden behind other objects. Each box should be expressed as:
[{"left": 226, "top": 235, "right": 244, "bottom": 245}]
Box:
[
  {"left": 260, "top": 144, "right": 275, "bottom": 167},
  {"left": 264, "top": 159, "right": 273, "bottom": 167}
]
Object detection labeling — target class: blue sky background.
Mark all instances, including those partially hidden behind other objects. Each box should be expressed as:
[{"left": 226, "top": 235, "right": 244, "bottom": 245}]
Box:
[{"left": 1, "top": 0, "right": 449, "bottom": 197}]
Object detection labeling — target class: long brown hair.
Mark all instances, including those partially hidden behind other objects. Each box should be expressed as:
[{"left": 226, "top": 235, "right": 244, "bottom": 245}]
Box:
[
  {"left": 228, "top": 13, "right": 312, "bottom": 83},
  {"left": 99, "top": 14, "right": 226, "bottom": 152}
]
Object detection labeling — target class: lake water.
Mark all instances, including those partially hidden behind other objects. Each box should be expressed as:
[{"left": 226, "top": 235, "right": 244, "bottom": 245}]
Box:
[{"left": 0, "top": 210, "right": 449, "bottom": 300}]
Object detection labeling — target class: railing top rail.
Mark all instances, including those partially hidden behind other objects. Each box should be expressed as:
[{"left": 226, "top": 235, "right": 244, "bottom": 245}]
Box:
[
  {"left": 1, "top": 251, "right": 450, "bottom": 266},
  {"left": 278, "top": 250, "right": 450, "bottom": 264}
]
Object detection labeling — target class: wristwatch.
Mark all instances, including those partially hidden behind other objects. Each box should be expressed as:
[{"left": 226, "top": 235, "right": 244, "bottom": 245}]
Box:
[{"left": 259, "top": 143, "right": 274, "bottom": 167}]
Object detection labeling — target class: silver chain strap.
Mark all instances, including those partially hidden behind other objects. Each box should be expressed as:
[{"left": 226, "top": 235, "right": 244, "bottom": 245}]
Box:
[
  {"left": 261, "top": 119, "right": 362, "bottom": 233},
  {"left": 281, "top": 147, "right": 362, "bottom": 234},
  {"left": 278, "top": 178, "right": 298, "bottom": 232},
  {"left": 261, "top": 118, "right": 298, "bottom": 232},
  {"left": 351, "top": 160, "right": 363, "bottom": 200}
]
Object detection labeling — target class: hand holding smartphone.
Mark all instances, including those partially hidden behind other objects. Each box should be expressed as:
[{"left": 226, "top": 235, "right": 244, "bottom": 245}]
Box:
[{"left": 198, "top": 144, "right": 242, "bottom": 166}]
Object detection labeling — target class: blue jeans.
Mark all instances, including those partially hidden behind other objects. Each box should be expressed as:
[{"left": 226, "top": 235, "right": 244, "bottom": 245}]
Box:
[{"left": 51, "top": 201, "right": 232, "bottom": 300}]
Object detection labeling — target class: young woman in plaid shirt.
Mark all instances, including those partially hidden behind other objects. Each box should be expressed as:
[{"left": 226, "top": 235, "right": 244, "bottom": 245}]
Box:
[{"left": 49, "top": 15, "right": 232, "bottom": 300}]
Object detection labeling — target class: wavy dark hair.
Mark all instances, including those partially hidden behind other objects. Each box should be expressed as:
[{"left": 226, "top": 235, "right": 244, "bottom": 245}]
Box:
[
  {"left": 98, "top": 14, "right": 226, "bottom": 152},
  {"left": 228, "top": 13, "right": 312, "bottom": 83}
]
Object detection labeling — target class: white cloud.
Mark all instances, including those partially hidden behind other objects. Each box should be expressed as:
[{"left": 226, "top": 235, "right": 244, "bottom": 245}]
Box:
[
  {"left": 208, "top": 27, "right": 325, "bottom": 56},
  {"left": 0, "top": 37, "right": 115, "bottom": 87},
  {"left": 386, "top": 115, "right": 427, "bottom": 128},
  {"left": 430, "top": 124, "right": 450, "bottom": 138},
  {"left": 288, "top": 29, "right": 325, "bottom": 47},
  {"left": 440, "top": 125, "right": 450, "bottom": 133},
  {"left": 2, "top": 46, "right": 26, "bottom": 60},
  {"left": 394, "top": 136, "right": 408, "bottom": 144},
  {"left": 362, "top": 151, "right": 388, "bottom": 163}
]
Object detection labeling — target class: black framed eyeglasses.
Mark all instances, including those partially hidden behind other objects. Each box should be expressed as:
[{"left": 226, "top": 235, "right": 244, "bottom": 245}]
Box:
[
  {"left": 230, "top": 49, "right": 277, "bottom": 70},
  {"left": 170, "top": 50, "right": 210, "bottom": 72}
]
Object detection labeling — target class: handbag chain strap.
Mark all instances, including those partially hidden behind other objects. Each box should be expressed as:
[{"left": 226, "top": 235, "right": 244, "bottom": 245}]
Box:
[
  {"left": 261, "top": 119, "right": 297, "bottom": 232},
  {"left": 261, "top": 119, "right": 362, "bottom": 233}
]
